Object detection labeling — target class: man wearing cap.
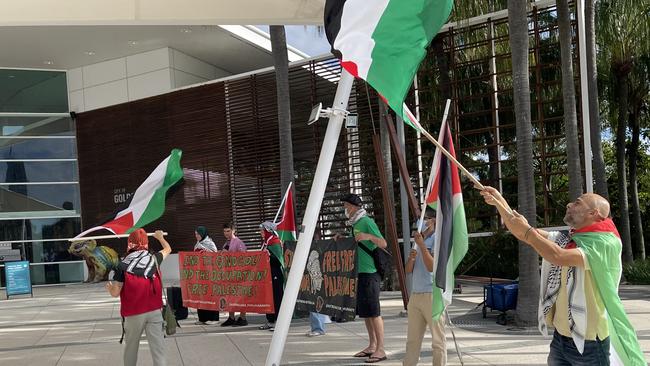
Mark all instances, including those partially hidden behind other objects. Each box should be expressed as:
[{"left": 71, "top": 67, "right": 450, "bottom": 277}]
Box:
[
  {"left": 403, "top": 207, "right": 447, "bottom": 366},
  {"left": 337, "top": 193, "right": 388, "bottom": 363}
]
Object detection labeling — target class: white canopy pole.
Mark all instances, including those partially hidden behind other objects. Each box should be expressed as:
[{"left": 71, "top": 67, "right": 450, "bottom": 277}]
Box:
[
  {"left": 265, "top": 69, "right": 355, "bottom": 366},
  {"left": 577, "top": 0, "right": 594, "bottom": 193}
]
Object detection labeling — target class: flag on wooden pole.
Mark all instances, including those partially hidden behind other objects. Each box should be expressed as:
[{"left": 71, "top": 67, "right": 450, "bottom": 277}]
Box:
[
  {"left": 426, "top": 120, "right": 468, "bottom": 320},
  {"left": 75, "top": 149, "right": 183, "bottom": 238},
  {"left": 276, "top": 187, "right": 297, "bottom": 242}
]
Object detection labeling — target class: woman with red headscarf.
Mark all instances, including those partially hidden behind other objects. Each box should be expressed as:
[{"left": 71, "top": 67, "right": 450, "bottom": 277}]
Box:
[
  {"left": 105, "top": 229, "right": 172, "bottom": 366},
  {"left": 258, "top": 221, "right": 285, "bottom": 331}
]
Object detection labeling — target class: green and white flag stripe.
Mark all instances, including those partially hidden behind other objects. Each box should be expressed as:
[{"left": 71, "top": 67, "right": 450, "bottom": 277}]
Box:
[{"left": 325, "top": 0, "right": 453, "bottom": 120}]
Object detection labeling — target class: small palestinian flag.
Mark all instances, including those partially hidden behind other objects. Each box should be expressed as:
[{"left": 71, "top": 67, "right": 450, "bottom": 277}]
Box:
[
  {"left": 75, "top": 149, "right": 184, "bottom": 238},
  {"left": 276, "top": 187, "right": 297, "bottom": 242},
  {"left": 324, "top": 0, "right": 453, "bottom": 129},
  {"left": 425, "top": 120, "right": 468, "bottom": 320}
]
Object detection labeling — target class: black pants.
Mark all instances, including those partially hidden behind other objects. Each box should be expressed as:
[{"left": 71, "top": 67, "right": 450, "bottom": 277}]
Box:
[
  {"left": 266, "top": 258, "right": 284, "bottom": 323},
  {"left": 197, "top": 309, "right": 219, "bottom": 322}
]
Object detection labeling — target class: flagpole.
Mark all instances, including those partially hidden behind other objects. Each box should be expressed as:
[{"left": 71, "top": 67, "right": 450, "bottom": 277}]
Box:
[
  {"left": 418, "top": 158, "right": 438, "bottom": 234},
  {"left": 417, "top": 99, "right": 450, "bottom": 234},
  {"left": 273, "top": 181, "right": 294, "bottom": 224},
  {"left": 404, "top": 101, "right": 513, "bottom": 216},
  {"left": 265, "top": 69, "right": 355, "bottom": 366},
  {"left": 68, "top": 231, "right": 168, "bottom": 242}
]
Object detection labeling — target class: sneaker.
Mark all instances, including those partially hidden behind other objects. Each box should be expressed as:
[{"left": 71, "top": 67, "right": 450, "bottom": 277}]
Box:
[
  {"left": 194, "top": 321, "right": 207, "bottom": 325},
  {"left": 232, "top": 317, "right": 248, "bottom": 326},
  {"left": 258, "top": 322, "right": 273, "bottom": 330},
  {"left": 306, "top": 330, "right": 325, "bottom": 337},
  {"left": 221, "top": 317, "right": 236, "bottom": 327}
]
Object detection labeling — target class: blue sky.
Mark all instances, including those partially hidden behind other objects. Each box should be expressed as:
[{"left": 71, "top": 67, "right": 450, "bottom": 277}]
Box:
[{"left": 255, "top": 25, "right": 331, "bottom": 57}]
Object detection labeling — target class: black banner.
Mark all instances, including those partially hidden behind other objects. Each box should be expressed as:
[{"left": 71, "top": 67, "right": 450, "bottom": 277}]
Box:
[{"left": 284, "top": 239, "right": 358, "bottom": 321}]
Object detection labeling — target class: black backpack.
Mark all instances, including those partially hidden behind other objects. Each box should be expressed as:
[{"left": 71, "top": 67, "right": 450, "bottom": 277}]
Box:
[{"left": 359, "top": 243, "right": 392, "bottom": 280}]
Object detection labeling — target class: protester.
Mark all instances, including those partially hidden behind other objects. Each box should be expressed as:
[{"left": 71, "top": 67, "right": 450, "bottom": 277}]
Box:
[
  {"left": 336, "top": 193, "right": 387, "bottom": 363},
  {"left": 221, "top": 222, "right": 248, "bottom": 326},
  {"left": 307, "top": 312, "right": 331, "bottom": 337},
  {"left": 105, "top": 229, "right": 171, "bottom": 366},
  {"left": 193, "top": 226, "right": 219, "bottom": 325},
  {"left": 259, "top": 221, "right": 284, "bottom": 331},
  {"left": 403, "top": 207, "right": 446, "bottom": 366},
  {"left": 480, "top": 186, "right": 645, "bottom": 365}
]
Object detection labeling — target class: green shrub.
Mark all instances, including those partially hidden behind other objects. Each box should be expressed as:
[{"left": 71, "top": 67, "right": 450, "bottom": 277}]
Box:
[{"left": 623, "top": 259, "right": 650, "bottom": 285}]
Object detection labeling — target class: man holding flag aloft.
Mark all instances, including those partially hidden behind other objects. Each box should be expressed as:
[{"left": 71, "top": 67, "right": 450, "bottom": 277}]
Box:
[
  {"left": 480, "top": 187, "right": 645, "bottom": 365},
  {"left": 404, "top": 206, "right": 447, "bottom": 366}
]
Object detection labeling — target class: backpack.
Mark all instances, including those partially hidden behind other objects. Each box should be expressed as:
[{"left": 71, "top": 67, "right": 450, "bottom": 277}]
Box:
[{"left": 359, "top": 243, "right": 392, "bottom": 280}]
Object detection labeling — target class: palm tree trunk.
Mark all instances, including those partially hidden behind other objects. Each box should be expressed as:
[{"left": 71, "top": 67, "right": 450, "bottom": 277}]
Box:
[
  {"left": 508, "top": 0, "right": 540, "bottom": 326},
  {"left": 557, "top": 0, "right": 583, "bottom": 200},
  {"left": 586, "top": 0, "right": 608, "bottom": 198},
  {"left": 270, "top": 25, "right": 295, "bottom": 196},
  {"left": 629, "top": 107, "right": 645, "bottom": 260},
  {"left": 614, "top": 69, "right": 633, "bottom": 264}
]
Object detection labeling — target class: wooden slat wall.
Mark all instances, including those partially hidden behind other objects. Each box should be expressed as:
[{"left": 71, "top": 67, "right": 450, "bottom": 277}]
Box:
[
  {"left": 76, "top": 58, "right": 374, "bottom": 252},
  {"left": 76, "top": 83, "right": 231, "bottom": 253}
]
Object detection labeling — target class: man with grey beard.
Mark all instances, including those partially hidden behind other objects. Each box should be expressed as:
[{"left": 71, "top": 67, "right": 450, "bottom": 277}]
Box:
[{"left": 479, "top": 187, "right": 644, "bottom": 365}]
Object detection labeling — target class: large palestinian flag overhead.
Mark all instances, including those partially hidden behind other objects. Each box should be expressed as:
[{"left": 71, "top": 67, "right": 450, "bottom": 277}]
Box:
[{"left": 324, "top": 0, "right": 453, "bottom": 128}]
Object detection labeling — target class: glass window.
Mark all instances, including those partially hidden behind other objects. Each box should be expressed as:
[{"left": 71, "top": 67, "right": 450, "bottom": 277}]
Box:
[
  {"left": 0, "top": 137, "right": 76, "bottom": 159},
  {"left": 0, "top": 219, "right": 23, "bottom": 241},
  {"left": 0, "top": 217, "right": 81, "bottom": 244},
  {"left": 0, "top": 184, "right": 81, "bottom": 217},
  {"left": 0, "top": 161, "right": 78, "bottom": 183},
  {"left": 0, "top": 69, "right": 68, "bottom": 113},
  {"left": 0, "top": 116, "right": 74, "bottom": 137}
]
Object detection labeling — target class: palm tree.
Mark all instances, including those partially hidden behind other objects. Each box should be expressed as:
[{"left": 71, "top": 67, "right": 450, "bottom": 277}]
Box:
[
  {"left": 270, "top": 25, "right": 295, "bottom": 197},
  {"left": 557, "top": 0, "right": 583, "bottom": 200},
  {"left": 597, "top": 0, "right": 650, "bottom": 263},
  {"left": 507, "top": 0, "right": 539, "bottom": 326},
  {"left": 586, "top": 0, "right": 608, "bottom": 198},
  {"left": 627, "top": 58, "right": 649, "bottom": 260}
]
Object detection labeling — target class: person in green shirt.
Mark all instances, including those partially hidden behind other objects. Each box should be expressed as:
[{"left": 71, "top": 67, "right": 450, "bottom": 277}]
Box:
[{"left": 336, "top": 193, "right": 388, "bottom": 363}]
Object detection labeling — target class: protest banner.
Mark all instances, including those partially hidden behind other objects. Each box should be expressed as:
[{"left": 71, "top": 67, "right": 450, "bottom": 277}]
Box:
[
  {"left": 179, "top": 251, "right": 273, "bottom": 313},
  {"left": 284, "top": 238, "right": 358, "bottom": 321}
]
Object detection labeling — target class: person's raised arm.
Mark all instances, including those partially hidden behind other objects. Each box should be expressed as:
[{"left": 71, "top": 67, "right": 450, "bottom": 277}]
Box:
[
  {"left": 153, "top": 230, "right": 172, "bottom": 259},
  {"left": 413, "top": 231, "right": 434, "bottom": 272}
]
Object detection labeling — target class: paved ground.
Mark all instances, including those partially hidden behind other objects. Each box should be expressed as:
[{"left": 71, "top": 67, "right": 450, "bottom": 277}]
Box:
[{"left": 0, "top": 283, "right": 648, "bottom": 365}]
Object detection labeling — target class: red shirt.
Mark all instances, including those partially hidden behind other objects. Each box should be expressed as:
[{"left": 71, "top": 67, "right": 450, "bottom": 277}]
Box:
[{"left": 114, "top": 252, "right": 163, "bottom": 317}]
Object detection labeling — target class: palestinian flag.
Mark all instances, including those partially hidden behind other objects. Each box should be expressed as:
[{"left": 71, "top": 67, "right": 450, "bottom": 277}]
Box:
[
  {"left": 75, "top": 149, "right": 184, "bottom": 238},
  {"left": 276, "top": 187, "right": 297, "bottom": 242},
  {"left": 571, "top": 220, "right": 645, "bottom": 366},
  {"left": 324, "top": 0, "right": 453, "bottom": 129},
  {"left": 425, "top": 121, "right": 468, "bottom": 320}
]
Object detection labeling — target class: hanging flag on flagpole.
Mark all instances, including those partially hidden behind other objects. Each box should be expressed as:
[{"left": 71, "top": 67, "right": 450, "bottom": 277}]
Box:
[
  {"left": 427, "top": 120, "right": 468, "bottom": 321},
  {"left": 74, "top": 149, "right": 184, "bottom": 238},
  {"left": 325, "top": 0, "right": 453, "bottom": 129},
  {"left": 275, "top": 183, "right": 297, "bottom": 242}
]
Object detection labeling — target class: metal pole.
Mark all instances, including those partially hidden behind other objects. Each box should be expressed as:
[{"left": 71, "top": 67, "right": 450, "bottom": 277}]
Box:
[
  {"left": 576, "top": 0, "right": 593, "bottom": 193},
  {"left": 396, "top": 118, "right": 411, "bottom": 270},
  {"left": 265, "top": 69, "right": 355, "bottom": 366}
]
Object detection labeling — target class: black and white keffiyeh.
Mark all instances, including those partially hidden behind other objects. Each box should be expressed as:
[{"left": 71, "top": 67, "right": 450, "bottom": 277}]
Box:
[
  {"left": 538, "top": 230, "right": 588, "bottom": 353},
  {"left": 346, "top": 208, "right": 367, "bottom": 226},
  {"left": 120, "top": 250, "right": 157, "bottom": 279}
]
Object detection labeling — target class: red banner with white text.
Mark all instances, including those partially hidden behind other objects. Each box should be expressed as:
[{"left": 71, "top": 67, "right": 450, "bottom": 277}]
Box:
[{"left": 179, "top": 251, "right": 274, "bottom": 313}]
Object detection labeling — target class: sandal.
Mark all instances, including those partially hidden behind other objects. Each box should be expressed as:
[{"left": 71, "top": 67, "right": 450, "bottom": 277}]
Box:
[
  {"left": 353, "top": 350, "right": 374, "bottom": 358},
  {"left": 365, "top": 356, "right": 387, "bottom": 363}
]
